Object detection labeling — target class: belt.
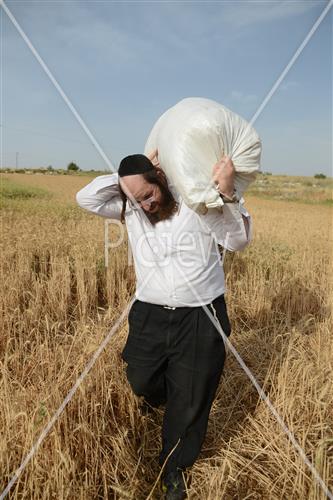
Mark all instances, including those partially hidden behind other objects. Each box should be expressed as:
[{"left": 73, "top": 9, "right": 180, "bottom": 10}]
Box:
[{"left": 134, "top": 300, "right": 201, "bottom": 311}]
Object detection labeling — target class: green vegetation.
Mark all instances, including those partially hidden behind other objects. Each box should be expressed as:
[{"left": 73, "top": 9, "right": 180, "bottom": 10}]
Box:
[
  {"left": 0, "top": 167, "right": 110, "bottom": 176},
  {"left": 1, "top": 170, "right": 332, "bottom": 206},
  {"left": 247, "top": 174, "right": 333, "bottom": 205},
  {"left": 1, "top": 168, "right": 332, "bottom": 499},
  {"left": 67, "top": 162, "right": 80, "bottom": 172},
  {"left": 0, "top": 178, "right": 51, "bottom": 201}
]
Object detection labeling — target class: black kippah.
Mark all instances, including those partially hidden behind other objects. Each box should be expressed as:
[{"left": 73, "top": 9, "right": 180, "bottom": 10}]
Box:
[{"left": 118, "top": 154, "right": 155, "bottom": 177}]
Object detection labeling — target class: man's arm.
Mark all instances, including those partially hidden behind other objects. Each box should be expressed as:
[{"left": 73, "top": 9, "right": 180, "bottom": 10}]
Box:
[
  {"left": 201, "top": 155, "right": 252, "bottom": 251},
  {"left": 76, "top": 173, "right": 124, "bottom": 220},
  {"left": 201, "top": 200, "right": 252, "bottom": 252}
]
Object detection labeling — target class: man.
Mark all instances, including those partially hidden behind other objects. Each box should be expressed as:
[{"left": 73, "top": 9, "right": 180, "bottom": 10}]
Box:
[{"left": 76, "top": 152, "right": 251, "bottom": 499}]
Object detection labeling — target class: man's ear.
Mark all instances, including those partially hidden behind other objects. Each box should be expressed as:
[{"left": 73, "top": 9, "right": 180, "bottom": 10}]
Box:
[{"left": 118, "top": 178, "right": 131, "bottom": 199}]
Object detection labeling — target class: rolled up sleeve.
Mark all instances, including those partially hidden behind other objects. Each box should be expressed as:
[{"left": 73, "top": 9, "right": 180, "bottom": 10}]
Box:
[{"left": 200, "top": 198, "right": 252, "bottom": 252}]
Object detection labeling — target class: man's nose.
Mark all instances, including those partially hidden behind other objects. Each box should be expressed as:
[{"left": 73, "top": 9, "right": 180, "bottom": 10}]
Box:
[{"left": 141, "top": 200, "right": 152, "bottom": 209}]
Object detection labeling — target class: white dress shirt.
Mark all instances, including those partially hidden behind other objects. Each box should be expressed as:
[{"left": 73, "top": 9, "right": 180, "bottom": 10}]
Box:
[{"left": 76, "top": 173, "right": 252, "bottom": 307}]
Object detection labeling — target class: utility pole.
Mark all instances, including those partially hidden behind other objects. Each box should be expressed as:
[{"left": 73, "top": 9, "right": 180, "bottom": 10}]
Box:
[{"left": 16, "top": 152, "right": 19, "bottom": 169}]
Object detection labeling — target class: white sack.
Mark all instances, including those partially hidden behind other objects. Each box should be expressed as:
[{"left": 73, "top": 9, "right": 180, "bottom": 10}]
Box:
[{"left": 144, "top": 97, "right": 261, "bottom": 212}]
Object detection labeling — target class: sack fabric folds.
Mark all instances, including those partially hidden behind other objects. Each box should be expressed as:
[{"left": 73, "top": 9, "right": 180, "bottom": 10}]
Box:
[{"left": 144, "top": 97, "right": 262, "bottom": 213}]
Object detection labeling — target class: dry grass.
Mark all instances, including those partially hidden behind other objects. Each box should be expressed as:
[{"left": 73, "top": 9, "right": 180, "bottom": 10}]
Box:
[{"left": 0, "top": 174, "right": 332, "bottom": 499}]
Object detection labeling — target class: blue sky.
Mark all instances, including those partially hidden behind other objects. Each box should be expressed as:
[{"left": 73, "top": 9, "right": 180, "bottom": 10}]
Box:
[{"left": 2, "top": 0, "right": 332, "bottom": 175}]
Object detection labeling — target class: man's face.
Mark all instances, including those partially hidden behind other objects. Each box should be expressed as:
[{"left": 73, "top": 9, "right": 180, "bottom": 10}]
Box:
[
  {"left": 119, "top": 174, "right": 162, "bottom": 214},
  {"left": 119, "top": 173, "right": 178, "bottom": 225}
]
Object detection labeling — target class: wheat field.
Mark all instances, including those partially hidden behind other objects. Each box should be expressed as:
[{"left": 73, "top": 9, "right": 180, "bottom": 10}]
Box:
[{"left": 1, "top": 173, "right": 332, "bottom": 499}]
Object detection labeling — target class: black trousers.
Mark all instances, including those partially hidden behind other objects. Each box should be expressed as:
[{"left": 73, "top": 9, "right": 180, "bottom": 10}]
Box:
[{"left": 121, "top": 294, "right": 231, "bottom": 473}]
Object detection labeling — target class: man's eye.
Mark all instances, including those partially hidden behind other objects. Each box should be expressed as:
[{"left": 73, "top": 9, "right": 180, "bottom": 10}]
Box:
[{"left": 143, "top": 193, "right": 153, "bottom": 201}]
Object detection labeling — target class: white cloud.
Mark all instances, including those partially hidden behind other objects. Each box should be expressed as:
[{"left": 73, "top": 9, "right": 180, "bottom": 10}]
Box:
[
  {"left": 280, "top": 80, "right": 299, "bottom": 91},
  {"left": 230, "top": 90, "right": 258, "bottom": 103},
  {"left": 223, "top": 0, "right": 320, "bottom": 28},
  {"left": 4, "top": 2, "right": 155, "bottom": 67}
]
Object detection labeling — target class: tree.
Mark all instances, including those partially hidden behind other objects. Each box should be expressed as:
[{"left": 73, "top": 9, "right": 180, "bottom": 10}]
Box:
[
  {"left": 67, "top": 162, "right": 80, "bottom": 172},
  {"left": 314, "top": 173, "right": 326, "bottom": 179}
]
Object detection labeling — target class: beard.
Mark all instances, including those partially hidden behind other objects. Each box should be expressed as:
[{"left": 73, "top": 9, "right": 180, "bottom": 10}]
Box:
[
  {"left": 144, "top": 186, "right": 179, "bottom": 226},
  {"left": 118, "top": 168, "right": 180, "bottom": 225}
]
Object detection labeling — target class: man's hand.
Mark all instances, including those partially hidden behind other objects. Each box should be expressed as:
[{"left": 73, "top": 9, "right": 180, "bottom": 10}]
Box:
[
  {"left": 147, "top": 149, "right": 160, "bottom": 169},
  {"left": 212, "top": 155, "right": 235, "bottom": 199}
]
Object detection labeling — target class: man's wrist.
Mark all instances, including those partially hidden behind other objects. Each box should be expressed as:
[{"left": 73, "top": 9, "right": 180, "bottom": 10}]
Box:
[
  {"left": 216, "top": 185, "right": 238, "bottom": 203},
  {"left": 220, "top": 190, "right": 234, "bottom": 200}
]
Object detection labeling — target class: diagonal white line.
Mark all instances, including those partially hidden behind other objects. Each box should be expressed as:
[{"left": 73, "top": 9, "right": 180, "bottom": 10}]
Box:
[
  {"left": 0, "top": 269, "right": 155, "bottom": 499},
  {"left": 0, "top": 0, "right": 115, "bottom": 171},
  {"left": 173, "top": 261, "right": 333, "bottom": 500},
  {"left": 168, "top": 0, "right": 333, "bottom": 236},
  {"left": 249, "top": 0, "right": 333, "bottom": 127},
  {"left": 1, "top": 0, "right": 332, "bottom": 497},
  {"left": 147, "top": 0, "right": 332, "bottom": 237},
  {"left": 1, "top": 308, "right": 129, "bottom": 499}
]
